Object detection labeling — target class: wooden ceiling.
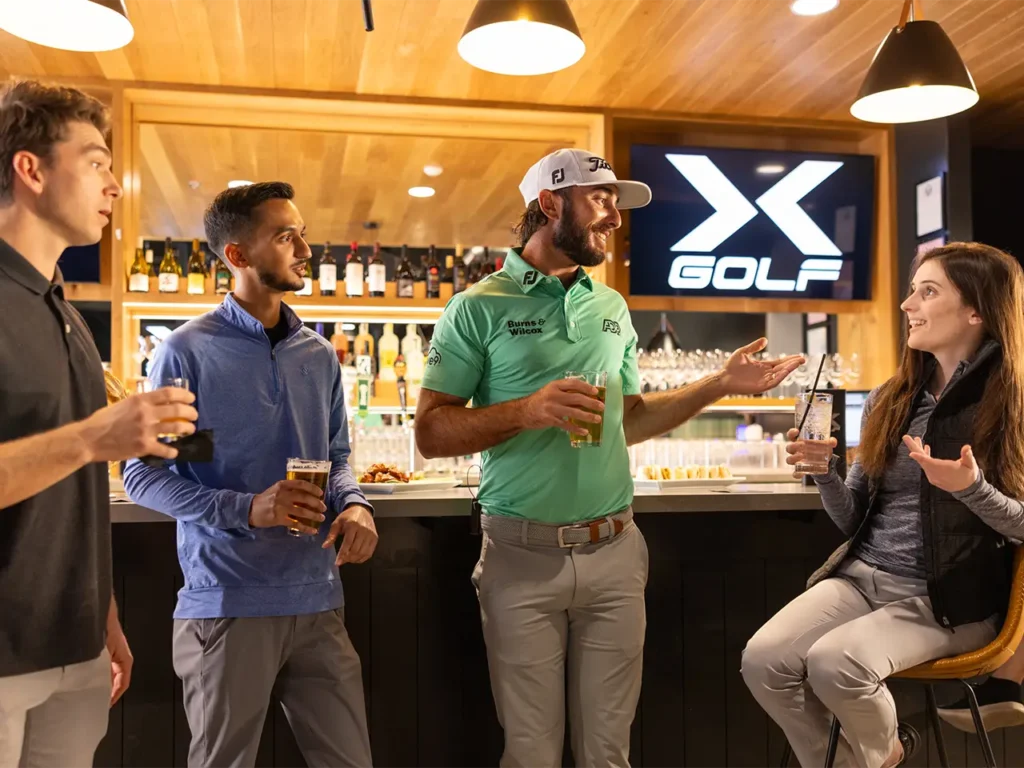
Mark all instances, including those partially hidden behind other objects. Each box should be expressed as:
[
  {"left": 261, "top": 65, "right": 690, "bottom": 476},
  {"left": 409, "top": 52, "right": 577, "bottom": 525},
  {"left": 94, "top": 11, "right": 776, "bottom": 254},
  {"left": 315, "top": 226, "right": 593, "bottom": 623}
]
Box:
[
  {"left": 138, "top": 124, "right": 561, "bottom": 245},
  {"left": 1, "top": 0, "right": 1023, "bottom": 143}
]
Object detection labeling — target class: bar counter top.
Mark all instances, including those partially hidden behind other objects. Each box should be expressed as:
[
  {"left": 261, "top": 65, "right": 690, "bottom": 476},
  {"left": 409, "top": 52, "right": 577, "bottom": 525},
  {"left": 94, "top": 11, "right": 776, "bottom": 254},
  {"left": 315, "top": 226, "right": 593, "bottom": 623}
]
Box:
[{"left": 109, "top": 482, "right": 823, "bottom": 523}]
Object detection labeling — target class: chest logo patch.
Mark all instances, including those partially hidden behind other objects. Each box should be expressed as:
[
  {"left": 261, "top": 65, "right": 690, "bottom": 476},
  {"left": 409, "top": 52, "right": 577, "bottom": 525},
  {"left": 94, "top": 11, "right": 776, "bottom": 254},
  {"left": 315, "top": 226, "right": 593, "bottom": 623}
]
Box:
[
  {"left": 602, "top": 319, "right": 621, "bottom": 335},
  {"left": 507, "top": 319, "right": 545, "bottom": 337}
]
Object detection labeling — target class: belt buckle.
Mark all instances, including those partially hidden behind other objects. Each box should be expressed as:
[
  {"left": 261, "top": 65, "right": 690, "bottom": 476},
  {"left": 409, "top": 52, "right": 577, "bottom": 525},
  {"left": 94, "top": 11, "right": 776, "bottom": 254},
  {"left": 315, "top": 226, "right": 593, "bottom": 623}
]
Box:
[{"left": 556, "top": 524, "right": 581, "bottom": 548}]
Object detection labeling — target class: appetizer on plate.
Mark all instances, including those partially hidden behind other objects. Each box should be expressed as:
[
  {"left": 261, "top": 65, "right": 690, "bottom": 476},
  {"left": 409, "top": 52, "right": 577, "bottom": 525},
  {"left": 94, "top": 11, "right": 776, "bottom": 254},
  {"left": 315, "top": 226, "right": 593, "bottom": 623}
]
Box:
[
  {"left": 635, "top": 464, "right": 734, "bottom": 481},
  {"left": 358, "top": 463, "right": 411, "bottom": 484}
]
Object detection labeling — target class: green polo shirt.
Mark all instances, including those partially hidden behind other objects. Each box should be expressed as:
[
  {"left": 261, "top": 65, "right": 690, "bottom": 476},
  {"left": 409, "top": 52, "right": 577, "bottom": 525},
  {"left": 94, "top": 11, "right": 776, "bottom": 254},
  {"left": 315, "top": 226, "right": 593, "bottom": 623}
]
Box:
[{"left": 421, "top": 248, "right": 641, "bottom": 524}]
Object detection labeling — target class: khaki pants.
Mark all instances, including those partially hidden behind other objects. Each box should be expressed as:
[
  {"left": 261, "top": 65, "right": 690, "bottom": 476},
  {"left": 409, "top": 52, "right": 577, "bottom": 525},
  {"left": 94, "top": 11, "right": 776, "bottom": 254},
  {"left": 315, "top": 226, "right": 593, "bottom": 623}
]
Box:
[
  {"left": 0, "top": 648, "right": 110, "bottom": 768},
  {"left": 472, "top": 515, "right": 649, "bottom": 768},
  {"left": 172, "top": 609, "right": 371, "bottom": 768},
  {"left": 741, "top": 558, "right": 997, "bottom": 768}
]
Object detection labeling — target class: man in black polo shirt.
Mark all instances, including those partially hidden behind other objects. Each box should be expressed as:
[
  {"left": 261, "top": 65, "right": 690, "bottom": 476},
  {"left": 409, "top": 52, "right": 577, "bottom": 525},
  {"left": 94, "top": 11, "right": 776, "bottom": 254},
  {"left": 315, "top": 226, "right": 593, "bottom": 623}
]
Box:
[{"left": 0, "top": 80, "right": 197, "bottom": 767}]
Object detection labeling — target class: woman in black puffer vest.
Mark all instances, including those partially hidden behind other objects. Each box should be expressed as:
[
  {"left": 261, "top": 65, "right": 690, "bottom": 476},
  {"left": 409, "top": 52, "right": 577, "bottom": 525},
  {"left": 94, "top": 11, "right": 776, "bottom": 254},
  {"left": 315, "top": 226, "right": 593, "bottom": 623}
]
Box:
[{"left": 742, "top": 243, "right": 1024, "bottom": 768}]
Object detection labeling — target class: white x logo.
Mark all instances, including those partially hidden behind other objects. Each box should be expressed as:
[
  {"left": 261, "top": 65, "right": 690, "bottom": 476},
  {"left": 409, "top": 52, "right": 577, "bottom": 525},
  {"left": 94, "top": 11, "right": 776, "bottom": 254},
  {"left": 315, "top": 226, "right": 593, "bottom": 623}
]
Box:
[{"left": 665, "top": 155, "right": 844, "bottom": 257}]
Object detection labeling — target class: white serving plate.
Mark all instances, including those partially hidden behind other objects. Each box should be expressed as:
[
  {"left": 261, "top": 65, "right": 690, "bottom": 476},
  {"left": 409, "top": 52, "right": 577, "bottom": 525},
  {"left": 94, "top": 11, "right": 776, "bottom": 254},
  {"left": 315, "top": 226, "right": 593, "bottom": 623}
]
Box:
[
  {"left": 633, "top": 477, "right": 745, "bottom": 491},
  {"left": 359, "top": 478, "right": 460, "bottom": 494}
]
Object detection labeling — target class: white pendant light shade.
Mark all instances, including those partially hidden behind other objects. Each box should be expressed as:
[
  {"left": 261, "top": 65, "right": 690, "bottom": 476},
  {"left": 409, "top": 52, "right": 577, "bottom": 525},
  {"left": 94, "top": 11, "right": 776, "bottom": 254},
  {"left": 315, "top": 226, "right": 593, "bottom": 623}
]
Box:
[
  {"left": 458, "top": 0, "right": 585, "bottom": 76},
  {"left": 0, "top": 0, "right": 134, "bottom": 53}
]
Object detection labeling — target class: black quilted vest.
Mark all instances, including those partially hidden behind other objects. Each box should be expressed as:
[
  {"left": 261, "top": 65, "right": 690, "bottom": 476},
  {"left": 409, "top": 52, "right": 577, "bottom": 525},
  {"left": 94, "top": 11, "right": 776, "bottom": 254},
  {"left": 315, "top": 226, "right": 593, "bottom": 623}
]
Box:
[{"left": 810, "top": 341, "right": 1013, "bottom": 629}]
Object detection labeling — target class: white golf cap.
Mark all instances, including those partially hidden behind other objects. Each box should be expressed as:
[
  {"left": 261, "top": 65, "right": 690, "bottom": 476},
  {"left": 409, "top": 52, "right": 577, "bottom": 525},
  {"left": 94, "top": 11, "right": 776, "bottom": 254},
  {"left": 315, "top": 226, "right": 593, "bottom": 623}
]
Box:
[{"left": 519, "top": 149, "right": 652, "bottom": 211}]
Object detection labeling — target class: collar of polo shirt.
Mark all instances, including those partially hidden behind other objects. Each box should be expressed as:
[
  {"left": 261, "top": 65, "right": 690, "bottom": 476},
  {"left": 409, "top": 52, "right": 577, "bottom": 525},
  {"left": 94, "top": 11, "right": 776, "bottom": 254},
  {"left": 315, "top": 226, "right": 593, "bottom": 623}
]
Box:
[{"left": 503, "top": 247, "right": 594, "bottom": 294}]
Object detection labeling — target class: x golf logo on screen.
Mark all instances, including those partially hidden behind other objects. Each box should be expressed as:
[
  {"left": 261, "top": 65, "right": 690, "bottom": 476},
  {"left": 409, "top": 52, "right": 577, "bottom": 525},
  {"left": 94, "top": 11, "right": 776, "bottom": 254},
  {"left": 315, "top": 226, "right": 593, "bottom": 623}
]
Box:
[{"left": 628, "top": 145, "right": 876, "bottom": 300}]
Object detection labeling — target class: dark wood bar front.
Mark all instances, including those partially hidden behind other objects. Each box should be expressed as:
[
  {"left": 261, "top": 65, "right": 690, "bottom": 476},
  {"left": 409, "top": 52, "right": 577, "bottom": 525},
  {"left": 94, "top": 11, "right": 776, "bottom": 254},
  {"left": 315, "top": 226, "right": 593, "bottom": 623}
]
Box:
[{"left": 94, "top": 489, "right": 1024, "bottom": 767}]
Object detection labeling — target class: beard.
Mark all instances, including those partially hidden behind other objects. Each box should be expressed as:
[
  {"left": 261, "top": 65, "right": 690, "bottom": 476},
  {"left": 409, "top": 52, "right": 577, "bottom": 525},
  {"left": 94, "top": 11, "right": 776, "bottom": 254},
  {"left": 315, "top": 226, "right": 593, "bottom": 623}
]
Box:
[
  {"left": 553, "top": 204, "right": 607, "bottom": 268},
  {"left": 258, "top": 265, "right": 304, "bottom": 293}
]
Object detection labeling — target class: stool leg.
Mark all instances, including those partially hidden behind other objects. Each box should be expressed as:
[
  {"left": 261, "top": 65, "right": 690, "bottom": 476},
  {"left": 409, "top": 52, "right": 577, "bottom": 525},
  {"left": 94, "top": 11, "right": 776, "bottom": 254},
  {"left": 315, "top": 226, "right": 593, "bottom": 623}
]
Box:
[
  {"left": 825, "top": 716, "right": 841, "bottom": 768},
  {"left": 962, "top": 680, "right": 998, "bottom": 768},
  {"left": 779, "top": 742, "right": 792, "bottom": 768},
  {"left": 926, "top": 684, "right": 951, "bottom": 768}
]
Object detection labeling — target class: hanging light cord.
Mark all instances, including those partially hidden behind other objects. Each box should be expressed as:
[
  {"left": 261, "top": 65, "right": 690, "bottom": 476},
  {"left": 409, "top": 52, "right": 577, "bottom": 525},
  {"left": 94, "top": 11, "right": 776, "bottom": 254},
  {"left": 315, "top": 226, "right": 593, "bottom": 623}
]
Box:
[
  {"left": 362, "top": 0, "right": 374, "bottom": 31},
  {"left": 898, "top": 0, "right": 923, "bottom": 29}
]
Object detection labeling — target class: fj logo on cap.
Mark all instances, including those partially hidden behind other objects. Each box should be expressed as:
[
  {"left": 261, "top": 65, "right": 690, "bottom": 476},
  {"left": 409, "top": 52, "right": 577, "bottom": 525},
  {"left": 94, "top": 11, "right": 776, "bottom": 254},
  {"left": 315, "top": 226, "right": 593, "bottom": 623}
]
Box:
[
  {"left": 551, "top": 168, "right": 566, "bottom": 184},
  {"left": 665, "top": 154, "right": 844, "bottom": 293},
  {"left": 523, "top": 271, "right": 538, "bottom": 285},
  {"left": 589, "top": 157, "right": 612, "bottom": 173}
]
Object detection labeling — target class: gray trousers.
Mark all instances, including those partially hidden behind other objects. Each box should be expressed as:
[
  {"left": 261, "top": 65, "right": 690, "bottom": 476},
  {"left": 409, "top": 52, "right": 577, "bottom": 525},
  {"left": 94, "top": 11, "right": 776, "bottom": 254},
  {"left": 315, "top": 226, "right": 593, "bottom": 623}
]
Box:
[
  {"left": 0, "top": 649, "right": 110, "bottom": 768},
  {"left": 172, "top": 609, "right": 371, "bottom": 768},
  {"left": 742, "top": 558, "right": 997, "bottom": 768},
  {"left": 472, "top": 517, "right": 649, "bottom": 768}
]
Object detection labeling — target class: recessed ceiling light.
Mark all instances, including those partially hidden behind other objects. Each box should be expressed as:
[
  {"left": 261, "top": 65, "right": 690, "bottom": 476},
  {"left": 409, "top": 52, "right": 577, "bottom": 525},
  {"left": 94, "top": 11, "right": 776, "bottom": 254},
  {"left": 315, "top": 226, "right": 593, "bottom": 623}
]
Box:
[
  {"left": 188, "top": 180, "right": 200, "bottom": 190},
  {"left": 227, "top": 180, "right": 253, "bottom": 188},
  {"left": 409, "top": 186, "right": 436, "bottom": 198},
  {"left": 423, "top": 164, "right": 444, "bottom": 177},
  {"left": 790, "top": 0, "right": 839, "bottom": 16},
  {"left": 757, "top": 164, "right": 786, "bottom": 175}
]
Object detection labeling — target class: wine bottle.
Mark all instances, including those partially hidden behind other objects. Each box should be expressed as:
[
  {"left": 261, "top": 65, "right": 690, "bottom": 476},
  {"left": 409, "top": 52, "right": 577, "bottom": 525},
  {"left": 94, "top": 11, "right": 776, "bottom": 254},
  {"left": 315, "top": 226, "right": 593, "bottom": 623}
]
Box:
[
  {"left": 368, "top": 241, "right": 386, "bottom": 298},
  {"left": 187, "top": 239, "right": 205, "bottom": 295},
  {"left": 158, "top": 238, "right": 180, "bottom": 293},
  {"left": 128, "top": 248, "right": 150, "bottom": 292},
  {"left": 425, "top": 244, "right": 441, "bottom": 299},
  {"left": 345, "top": 241, "right": 364, "bottom": 298},
  {"left": 319, "top": 242, "right": 337, "bottom": 297},
  {"left": 396, "top": 245, "right": 415, "bottom": 299},
  {"left": 453, "top": 244, "right": 468, "bottom": 294}
]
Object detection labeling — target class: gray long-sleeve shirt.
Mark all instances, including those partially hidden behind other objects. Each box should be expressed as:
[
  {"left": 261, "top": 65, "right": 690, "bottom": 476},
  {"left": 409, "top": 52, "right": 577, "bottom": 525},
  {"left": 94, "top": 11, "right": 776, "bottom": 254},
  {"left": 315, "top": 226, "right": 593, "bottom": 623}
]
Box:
[{"left": 814, "top": 374, "right": 1024, "bottom": 579}]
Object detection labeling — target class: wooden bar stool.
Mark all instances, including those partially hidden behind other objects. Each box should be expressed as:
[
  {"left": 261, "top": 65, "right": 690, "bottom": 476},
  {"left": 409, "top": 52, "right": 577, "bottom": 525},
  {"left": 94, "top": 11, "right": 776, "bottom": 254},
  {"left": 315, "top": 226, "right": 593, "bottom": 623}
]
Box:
[{"left": 780, "top": 546, "right": 1024, "bottom": 768}]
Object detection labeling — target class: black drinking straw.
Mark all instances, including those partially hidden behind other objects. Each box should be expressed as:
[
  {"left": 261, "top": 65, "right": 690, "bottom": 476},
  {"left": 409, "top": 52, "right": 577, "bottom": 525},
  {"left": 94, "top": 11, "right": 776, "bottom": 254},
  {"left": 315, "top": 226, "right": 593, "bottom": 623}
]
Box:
[{"left": 797, "top": 354, "right": 828, "bottom": 435}]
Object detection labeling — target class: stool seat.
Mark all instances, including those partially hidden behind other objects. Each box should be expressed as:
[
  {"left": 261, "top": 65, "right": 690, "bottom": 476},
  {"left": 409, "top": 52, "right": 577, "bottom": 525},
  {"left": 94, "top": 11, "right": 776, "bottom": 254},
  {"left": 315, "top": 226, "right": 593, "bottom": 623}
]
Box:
[{"left": 896, "top": 546, "right": 1024, "bottom": 681}]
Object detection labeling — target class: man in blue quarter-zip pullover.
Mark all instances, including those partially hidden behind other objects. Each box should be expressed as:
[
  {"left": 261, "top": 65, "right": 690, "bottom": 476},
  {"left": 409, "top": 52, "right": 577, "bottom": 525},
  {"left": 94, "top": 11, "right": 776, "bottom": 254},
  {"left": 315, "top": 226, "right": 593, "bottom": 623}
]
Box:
[{"left": 123, "top": 181, "right": 377, "bottom": 768}]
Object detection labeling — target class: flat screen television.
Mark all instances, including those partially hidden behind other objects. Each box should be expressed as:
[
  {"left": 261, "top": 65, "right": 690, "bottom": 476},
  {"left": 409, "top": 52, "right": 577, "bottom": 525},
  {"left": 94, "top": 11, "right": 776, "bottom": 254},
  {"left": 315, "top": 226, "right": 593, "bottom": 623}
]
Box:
[{"left": 628, "top": 144, "right": 876, "bottom": 300}]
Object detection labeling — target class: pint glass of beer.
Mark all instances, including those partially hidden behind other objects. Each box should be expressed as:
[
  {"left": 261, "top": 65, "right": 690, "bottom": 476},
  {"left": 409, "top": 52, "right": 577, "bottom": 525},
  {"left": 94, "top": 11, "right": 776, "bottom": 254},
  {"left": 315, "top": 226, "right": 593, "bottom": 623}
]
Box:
[
  {"left": 285, "top": 458, "right": 331, "bottom": 537},
  {"left": 140, "top": 377, "right": 191, "bottom": 440},
  {"left": 564, "top": 371, "right": 608, "bottom": 448}
]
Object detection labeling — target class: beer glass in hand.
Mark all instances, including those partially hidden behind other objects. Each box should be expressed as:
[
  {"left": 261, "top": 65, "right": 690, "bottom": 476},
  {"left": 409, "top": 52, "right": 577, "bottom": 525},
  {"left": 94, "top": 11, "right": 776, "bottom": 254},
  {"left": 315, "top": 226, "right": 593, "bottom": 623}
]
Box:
[
  {"left": 563, "top": 371, "right": 607, "bottom": 448},
  {"left": 141, "top": 377, "right": 192, "bottom": 441},
  {"left": 285, "top": 458, "right": 331, "bottom": 536}
]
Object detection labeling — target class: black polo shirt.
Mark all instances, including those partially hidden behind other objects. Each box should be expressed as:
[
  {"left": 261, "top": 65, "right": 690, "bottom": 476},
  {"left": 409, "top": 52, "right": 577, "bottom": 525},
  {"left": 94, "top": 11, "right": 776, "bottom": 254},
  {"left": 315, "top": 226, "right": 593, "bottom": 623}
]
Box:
[{"left": 0, "top": 238, "right": 111, "bottom": 676}]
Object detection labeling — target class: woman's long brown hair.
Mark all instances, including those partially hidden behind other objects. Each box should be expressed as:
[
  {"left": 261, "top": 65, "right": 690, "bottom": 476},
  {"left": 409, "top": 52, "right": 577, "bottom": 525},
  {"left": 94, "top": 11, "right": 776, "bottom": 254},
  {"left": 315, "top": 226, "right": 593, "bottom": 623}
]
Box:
[{"left": 859, "top": 242, "right": 1024, "bottom": 498}]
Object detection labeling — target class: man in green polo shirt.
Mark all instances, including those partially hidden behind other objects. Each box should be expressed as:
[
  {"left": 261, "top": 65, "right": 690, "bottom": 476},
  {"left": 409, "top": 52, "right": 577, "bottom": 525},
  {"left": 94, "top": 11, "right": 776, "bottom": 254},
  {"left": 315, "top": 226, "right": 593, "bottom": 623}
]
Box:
[{"left": 415, "top": 148, "right": 803, "bottom": 768}]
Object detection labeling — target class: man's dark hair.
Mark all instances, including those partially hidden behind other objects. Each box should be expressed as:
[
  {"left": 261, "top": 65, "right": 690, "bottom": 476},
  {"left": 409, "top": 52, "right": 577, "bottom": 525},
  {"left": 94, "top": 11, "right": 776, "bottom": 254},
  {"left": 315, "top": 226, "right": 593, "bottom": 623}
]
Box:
[
  {"left": 203, "top": 181, "right": 295, "bottom": 259},
  {"left": 512, "top": 188, "right": 572, "bottom": 247},
  {"left": 0, "top": 79, "right": 110, "bottom": 204}
]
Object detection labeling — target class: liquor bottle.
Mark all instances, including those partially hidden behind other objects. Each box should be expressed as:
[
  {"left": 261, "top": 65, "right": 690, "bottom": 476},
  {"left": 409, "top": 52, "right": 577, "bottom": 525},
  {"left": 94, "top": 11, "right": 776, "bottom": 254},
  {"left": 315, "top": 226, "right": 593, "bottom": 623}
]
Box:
[
  {"left": 128, "top": 248, "right": 150, "bottom": 292},
  {"left": 495, "top": 254, "right": 505, "bottom": 271},
  {"left": 378, "top": 323, "right": 399, "bottom": 381},
  {"left": 215, "top": 257, "right": 231, "bottom": 295},
  {"left": 368, "top": 241, "right": 386, "bottom": 298},
  {"left": 481, "top": 247, "right": 496, "bottom": 278},
  {"left": 395, "top": 244, "right": 415, "bottom": 299},
  {"left": 354, "top": 323, "right": 375, "bottom": 370},
  {"left": 158, "top": 238, "right": 180, "bottom": 293},
  {"left": 296, "top": 258, "right": 313, "bottom": 296},
  {"left": 329, "top": 322, "right": 349, "bottom": 366},
  {"left": 345, "top": 241, "right": 364, "bottom": 298},
  {"left": 403, "top": 324, "right": 424, "bottom": 400},
  {"left": 319, "top": 242, "right": 337, "bottom": 297},
  {"left": 187, "top": 239, "right": 206, "bottom": 295},
  {"left": 425, "top": 244, "right": 441, "bottom": 299},
  {"left": 145, "top": 247, "right": 156, "bottom": 277},
  {"left": 452, "top": 244, "right": 468, "bottom": 294}
]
